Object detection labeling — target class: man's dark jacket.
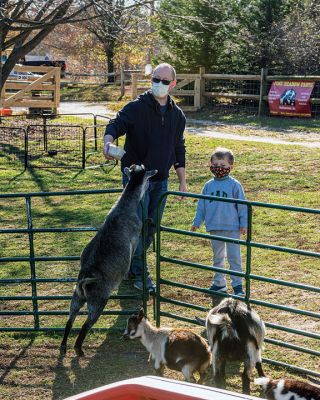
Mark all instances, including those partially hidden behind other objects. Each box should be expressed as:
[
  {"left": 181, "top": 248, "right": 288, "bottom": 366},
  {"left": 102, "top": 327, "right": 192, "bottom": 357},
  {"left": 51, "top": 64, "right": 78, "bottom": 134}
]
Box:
[{"left": 105, "top": 90, "right": 186, "bottom": 181}]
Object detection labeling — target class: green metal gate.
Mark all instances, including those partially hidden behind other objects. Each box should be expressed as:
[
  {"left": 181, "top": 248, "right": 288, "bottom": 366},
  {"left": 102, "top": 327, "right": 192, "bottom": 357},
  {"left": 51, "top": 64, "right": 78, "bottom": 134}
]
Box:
[
  {"left": 0, "top": 189, "right": 149, "bottom": 332},
  {"left": 1, "top": 188, "right": 319, "bottom": 377},
  {"left": 155, "top": 191, "right": 320, "bottom": 377}
]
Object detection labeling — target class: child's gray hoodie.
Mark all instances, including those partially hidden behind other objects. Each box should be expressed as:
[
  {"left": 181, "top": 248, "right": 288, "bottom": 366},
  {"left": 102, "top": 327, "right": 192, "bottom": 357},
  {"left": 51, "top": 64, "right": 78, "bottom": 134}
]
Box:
[{"left": 193, "top": 175, "right": 248, "bottom": 231}]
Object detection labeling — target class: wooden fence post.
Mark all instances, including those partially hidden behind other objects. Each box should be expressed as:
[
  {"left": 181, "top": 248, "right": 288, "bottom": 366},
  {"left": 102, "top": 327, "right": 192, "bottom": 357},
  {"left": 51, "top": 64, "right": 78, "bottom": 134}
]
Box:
[
  {"left": 119, "top": 68, "right": 125, "bottom": 100},
  {"left": 194, "top": 73, "right": 201, "bottom": 110},
  {"left": 131, "top": 73, "right": 138, "bottom": 100},
  {"left": 199, "top": 66, "right": 206, "bottom": 108},
  {"left": 53, "top": 67, "right": 60, "bottom": 114},
  {"left": 258, "top": 68, "right": 268, "bottom": 116}
]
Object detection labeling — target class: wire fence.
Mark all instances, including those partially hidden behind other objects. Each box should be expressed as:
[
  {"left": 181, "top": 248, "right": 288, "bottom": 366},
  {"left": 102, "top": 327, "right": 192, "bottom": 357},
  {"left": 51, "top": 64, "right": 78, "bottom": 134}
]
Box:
[{"left": 0, "top": 113, "right": 112, "bottom": 170}]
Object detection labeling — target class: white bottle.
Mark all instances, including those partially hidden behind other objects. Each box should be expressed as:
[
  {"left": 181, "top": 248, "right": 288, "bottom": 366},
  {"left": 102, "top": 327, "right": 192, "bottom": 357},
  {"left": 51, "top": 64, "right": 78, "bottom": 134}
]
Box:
[{"left": 108, "top": 144, "right": 126, "bottom": 160}]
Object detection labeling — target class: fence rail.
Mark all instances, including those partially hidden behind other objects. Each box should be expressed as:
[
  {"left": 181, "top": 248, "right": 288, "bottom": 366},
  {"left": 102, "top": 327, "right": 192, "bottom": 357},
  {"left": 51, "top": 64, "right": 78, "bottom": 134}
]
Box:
[
  {"left": 0, "top": 113, "right": 112, "bottom": 170},
  {"left": 155, "top": 191, "right": 320, "bottom": 377},
  {"left": 0, "top": 188, "right": 149, "bottom": 332},
  {"left": 0, "top": 187, "right": 319, "bottom": 376},
  {"left": 129, "top": 67, "right": 320, "bottom": 115},
  {"left": 0, "top": 65, "right": 61, "bottom": 112}
]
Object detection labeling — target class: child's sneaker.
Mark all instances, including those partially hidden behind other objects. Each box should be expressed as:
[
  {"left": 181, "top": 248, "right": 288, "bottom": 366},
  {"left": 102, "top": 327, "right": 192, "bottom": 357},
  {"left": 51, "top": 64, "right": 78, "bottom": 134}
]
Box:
[
  {"left": 233, "top": 285, "right": 244, "bottom": 296},
  {"left": 209, "top": 284, "right": 228, "bottom": 293}
]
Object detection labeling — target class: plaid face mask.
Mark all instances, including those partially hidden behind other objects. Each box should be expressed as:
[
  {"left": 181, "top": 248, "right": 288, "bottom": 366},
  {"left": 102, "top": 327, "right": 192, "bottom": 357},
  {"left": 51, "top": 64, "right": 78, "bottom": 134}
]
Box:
[{"left": 210, "top": 165, "right": 230, "bottom": 178}]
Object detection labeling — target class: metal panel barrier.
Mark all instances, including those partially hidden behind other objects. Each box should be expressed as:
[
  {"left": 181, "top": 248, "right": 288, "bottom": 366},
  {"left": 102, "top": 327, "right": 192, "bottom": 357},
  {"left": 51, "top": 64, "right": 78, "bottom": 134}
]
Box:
[
  {"left": 0, "top": 126, "right": 27, "bottom": 169},
  {"left": 0, "top": 113, "right": 113, "bottom": 170},
  {"left": 155, "top": 191, "right": 320, "bottom": 377},
  {"left": 1, "top": 188, "right": 319, "bottom": 376},
  {"left": 0, "top": 189, "right": 149, "bottom": 332}
]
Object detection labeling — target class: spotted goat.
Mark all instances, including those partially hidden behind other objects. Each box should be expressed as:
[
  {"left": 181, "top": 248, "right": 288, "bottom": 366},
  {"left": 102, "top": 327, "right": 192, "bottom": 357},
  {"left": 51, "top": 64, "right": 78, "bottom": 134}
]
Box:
[
  {"left": 124, "top": 308, "right": 211, "bottom": 383},
  {"left": 206, "top": 297, "right": 266, "bottom": 394},
  {"left": 255, "top": 377, "right": 320, "bottom": 400}
]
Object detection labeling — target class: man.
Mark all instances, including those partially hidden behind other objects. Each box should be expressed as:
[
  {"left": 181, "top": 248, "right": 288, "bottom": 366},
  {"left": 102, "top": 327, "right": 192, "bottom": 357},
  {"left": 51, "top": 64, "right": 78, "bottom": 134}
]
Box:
[{"left": 103, "top": 63, "right": 187, "bottom": 292}]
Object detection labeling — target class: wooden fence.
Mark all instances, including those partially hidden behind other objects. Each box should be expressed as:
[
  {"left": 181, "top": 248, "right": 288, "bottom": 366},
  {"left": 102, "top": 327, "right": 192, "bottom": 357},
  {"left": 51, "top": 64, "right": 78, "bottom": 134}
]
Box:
[
  {"left": 131, "top": 67, "right": 320, "bottom": 115},
  {"left": 0, "top": 65, "right": 60, "bottom": 112},
  {"left": 36, "top": 66, "right": 320, "bottom": 115}
]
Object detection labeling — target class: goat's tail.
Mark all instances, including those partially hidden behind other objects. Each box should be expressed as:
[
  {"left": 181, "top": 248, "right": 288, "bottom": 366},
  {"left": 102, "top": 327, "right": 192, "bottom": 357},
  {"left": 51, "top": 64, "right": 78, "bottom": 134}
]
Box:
[
  {"left": 76, "top": 277, "right": 99, "bottom": 299},
  {"left": 208, "top": 313, "right": 238, "bottom": 340}
]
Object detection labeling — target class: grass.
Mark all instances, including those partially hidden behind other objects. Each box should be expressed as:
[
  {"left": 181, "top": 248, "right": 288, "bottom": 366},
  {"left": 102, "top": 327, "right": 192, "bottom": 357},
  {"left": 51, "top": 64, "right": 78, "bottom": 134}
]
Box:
[
  {"left": 59, "top": 82, "right": 320, "bottom": 135},
  {"left": 60, "top": 83, "right": 131, "bottom": 113},
  {"left": 0, "top": 122, "right": 319, "bottom": 399},
  {"left": 187, "top": 107, "right": 320, "bottom": 136}
]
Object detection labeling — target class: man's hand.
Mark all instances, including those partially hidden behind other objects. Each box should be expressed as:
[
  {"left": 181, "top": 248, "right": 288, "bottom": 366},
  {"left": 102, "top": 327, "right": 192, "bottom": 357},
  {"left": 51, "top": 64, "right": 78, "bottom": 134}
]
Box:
[
  {"left": 240, "top": 227, "right": 247, "bottom": 235},
  {"left": 103, "top": 134, "right": 115, "bottom": 160},
  {"left": 176, "top": 182, "right": 187, "bottom": 201},
  {"left": 175, "top": 167, "right": 187, "bottom": 201}
]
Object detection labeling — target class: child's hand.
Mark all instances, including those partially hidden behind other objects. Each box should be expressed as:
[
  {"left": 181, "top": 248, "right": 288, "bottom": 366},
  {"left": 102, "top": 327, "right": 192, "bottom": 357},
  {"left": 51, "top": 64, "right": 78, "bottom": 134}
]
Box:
[
  {"left": 191, "top": 225, "right": 198, "bottom": 232},
  {"left": 240, "top": 227, "right": 247, "bottom": 235}
]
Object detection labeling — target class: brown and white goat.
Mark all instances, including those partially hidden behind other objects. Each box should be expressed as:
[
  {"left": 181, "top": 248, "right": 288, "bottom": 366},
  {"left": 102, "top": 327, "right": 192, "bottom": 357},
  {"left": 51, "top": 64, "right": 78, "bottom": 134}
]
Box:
[
  {"left": 124, "top": 308, "right": 211, "bottom": 383},
  {"left": 206, "top": 297, "right": 266, "bottom": 394},
  {"left": 255, "top": 377, "right": 320, "bottom": 400}
]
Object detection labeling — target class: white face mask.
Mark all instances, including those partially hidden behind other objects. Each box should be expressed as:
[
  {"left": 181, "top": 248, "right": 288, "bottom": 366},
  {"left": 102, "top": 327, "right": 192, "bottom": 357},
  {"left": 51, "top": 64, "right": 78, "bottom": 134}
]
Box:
[{"left": 152, "top": 82, "right": 170, "bottom": 98}]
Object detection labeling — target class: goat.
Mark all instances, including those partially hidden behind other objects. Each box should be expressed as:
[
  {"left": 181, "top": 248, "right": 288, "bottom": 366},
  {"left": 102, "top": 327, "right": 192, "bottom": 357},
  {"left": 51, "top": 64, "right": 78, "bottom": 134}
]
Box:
[
  {"left": 255, "top": 377, "right": 320, "bottom": 400},
  {"left": 206, "top": 297, "right": 266, "bottom": 394},
  {"left": 60, "top": 164, "right": 157, "bottom": 356},
  {"left": 123, "top": 308, "right": 211, "bottom": 383}
]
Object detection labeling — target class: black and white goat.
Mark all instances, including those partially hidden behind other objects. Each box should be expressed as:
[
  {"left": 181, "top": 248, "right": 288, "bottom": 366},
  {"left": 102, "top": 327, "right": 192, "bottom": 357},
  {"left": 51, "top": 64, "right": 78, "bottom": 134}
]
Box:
[
  {"left": 60, "top": 165, "right": 157, "bottom": 356},
  {"left": 124, "top": 308, "right": 211, "bottom": 383},
  {"left": 206, "top": 297, "right": 266, "bottom": 394},
  {"left": 255, "top": 377, "right": 320, "bottom": 400}
]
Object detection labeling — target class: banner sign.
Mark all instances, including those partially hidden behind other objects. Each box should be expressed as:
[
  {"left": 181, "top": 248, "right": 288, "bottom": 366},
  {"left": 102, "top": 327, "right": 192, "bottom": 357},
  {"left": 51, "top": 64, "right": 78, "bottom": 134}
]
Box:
[{"left": 268, "top": 81, "right": 315, "bottom": 117}]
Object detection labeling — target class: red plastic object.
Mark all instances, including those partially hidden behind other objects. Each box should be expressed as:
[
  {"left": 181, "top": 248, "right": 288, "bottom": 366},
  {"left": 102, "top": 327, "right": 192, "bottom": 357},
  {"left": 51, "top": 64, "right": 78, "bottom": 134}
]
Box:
[
  {"left": 0, "top": 107, "right": 12, "bottom": 116},
  {"left": 64, "top": 376, "right": 260, "bottom": 400}
]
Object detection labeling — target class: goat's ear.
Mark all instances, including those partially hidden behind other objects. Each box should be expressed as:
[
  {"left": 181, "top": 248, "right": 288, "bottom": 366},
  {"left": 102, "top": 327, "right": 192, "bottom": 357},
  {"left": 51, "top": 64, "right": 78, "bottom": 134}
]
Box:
[
  {"left": 146, "top": 169, "right": 158, "bottom": 179},
  {"left": 137, "top": 308, "right": 144, "bottom": 321},
  {"left": 124, "top": 167, "right": 131, "bottom": 177}
]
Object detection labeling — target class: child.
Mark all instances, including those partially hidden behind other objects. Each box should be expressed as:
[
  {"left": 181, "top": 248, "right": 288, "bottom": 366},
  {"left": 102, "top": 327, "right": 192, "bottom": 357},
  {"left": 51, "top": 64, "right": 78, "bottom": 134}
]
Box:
[{"left": 191, "top": 147, "right": 247, "bottom": 296}]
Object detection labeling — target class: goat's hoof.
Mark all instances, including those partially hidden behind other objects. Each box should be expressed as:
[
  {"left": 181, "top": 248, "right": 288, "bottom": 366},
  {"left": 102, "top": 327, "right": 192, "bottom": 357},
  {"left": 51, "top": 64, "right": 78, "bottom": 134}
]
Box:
[{"left": 74, "top": 347, "right": 84, "bottom": 357}]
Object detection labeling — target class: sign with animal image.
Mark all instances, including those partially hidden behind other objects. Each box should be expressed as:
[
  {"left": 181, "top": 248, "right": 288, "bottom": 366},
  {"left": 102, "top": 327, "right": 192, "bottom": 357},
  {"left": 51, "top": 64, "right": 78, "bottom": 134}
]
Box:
[{"left": 268, "top": 80, "right": 315, "bottom": 117}]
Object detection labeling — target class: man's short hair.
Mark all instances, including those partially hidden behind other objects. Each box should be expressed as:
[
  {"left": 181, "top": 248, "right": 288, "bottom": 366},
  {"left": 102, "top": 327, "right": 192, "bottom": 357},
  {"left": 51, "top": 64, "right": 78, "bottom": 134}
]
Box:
[
  {"left": 154, "top": 63, "right": 176, "bottom": 81},
  {"left": 211, "top": 147, "right": 234, "bottom": 164}
]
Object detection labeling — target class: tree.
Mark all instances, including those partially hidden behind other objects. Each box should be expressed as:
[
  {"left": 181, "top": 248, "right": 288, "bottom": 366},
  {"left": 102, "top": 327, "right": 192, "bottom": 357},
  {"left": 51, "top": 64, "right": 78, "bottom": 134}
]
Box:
[
  {"left": 236, "top": 0, "right": 299, "bottom": 73},
  {"left": 272, "top": 0, "right": 320, "bottom": 74},
  {"left": 0, "top": 0, "right": 95, "bottom": 92},
  {"left": 154, "top": 0, "right": 242, "bottom": 73},
  {"left": 84, "top": 1, "right": 151, "bottom": 80},
  {"left": 39, "top": 23, "right": 107, "bottom": 74}
]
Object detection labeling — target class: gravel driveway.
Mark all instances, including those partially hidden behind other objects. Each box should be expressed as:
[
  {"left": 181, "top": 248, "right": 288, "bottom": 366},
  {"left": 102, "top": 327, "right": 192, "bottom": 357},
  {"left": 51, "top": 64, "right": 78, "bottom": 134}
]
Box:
[{"left": 59, "top": 101, "right": 111, "bottom": 116}]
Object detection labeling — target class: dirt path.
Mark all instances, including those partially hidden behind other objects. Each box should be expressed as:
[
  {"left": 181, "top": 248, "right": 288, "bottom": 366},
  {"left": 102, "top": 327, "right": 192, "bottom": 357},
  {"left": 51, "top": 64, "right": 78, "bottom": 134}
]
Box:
[
  {"left": 186, "top": 125, "right": 320, "bottom": 148},
  {"left": 57, "top": 102, "right": 320, "bottom": 148},
  {"left": 59, "top": 101, "right": 112, "bottom": 116}
]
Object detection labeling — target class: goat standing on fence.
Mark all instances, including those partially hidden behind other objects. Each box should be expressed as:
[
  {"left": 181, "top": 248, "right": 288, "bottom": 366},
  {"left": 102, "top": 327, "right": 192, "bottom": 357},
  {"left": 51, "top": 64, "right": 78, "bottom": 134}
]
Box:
[
  {"left": 255, "top": 377, "right": 320, "bottom": 400},
  {"left": 60, "top": 164, "right": 157, "bottom": 356},
  {"left": 206, "top": 297, "right": 266, "bottom": 394},
  {"left": 124, "top": 308, "right": 211, "bottom": 383}
]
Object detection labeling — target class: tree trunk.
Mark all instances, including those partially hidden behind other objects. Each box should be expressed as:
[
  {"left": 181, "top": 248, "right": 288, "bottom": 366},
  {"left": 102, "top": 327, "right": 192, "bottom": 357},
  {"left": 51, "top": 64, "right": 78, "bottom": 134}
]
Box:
[{"left": 106, "top": 43, "right": 115, "bottom": 83}]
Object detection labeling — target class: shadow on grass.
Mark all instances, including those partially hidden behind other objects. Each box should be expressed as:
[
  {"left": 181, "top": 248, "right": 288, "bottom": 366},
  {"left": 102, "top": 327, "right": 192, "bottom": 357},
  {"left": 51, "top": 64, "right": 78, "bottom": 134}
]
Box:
[
  {"left": 51, "top": 280, "right": 153, "bottom": 399},
  {"left": 0, "top": 336, "right": 35, "bottom": 385}
]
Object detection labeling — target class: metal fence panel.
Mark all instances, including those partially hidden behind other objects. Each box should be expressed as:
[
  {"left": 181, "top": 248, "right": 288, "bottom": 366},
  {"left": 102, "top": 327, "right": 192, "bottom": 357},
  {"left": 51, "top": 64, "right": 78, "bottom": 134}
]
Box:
[{"left": 155, "top": 191, "right": 320, "bottom": 377}]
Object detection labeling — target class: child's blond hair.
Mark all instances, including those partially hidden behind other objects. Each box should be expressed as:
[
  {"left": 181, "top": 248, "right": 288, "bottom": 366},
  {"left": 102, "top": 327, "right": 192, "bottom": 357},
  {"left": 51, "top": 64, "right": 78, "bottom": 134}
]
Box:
[{"left": 211, "top": 147, "right": 234, "bottom": 165}]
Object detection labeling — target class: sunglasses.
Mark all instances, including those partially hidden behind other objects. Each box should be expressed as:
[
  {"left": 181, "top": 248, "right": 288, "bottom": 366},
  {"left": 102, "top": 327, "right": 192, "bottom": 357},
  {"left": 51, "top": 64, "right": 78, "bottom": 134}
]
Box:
[{"left": 152, "top": 77, "right": 172, "bottom": 85}]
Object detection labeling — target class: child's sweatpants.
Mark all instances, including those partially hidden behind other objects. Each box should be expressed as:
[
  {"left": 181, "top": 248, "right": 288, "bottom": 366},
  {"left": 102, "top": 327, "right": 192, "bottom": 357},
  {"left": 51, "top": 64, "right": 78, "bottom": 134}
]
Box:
[{"left": 209, "top": 230, "right": 243, "bottom": 288}]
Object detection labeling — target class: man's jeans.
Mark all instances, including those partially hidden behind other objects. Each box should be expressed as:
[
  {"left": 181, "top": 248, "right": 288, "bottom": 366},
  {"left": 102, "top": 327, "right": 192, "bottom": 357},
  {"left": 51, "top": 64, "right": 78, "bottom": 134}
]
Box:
[
  {"left": 210, "top": 230, "right": 243, "bottom": 288},
  {"left": 123, "top": 174, "right": 168, "bottom": 278}
]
